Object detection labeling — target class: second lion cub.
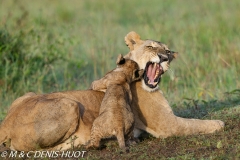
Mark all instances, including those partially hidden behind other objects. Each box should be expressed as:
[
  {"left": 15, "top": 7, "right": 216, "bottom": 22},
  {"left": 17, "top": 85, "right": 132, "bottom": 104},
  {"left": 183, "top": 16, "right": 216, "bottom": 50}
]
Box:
[{"left": 87, "top": 54, "right": 144, "bottom": 151}]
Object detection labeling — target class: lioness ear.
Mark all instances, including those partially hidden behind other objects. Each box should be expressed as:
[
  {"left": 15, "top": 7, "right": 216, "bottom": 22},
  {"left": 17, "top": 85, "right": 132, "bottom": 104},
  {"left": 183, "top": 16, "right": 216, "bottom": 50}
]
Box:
[
  {"left": 168, "top": 51, "right": 178, "bottom": 62},
  {"left": 116, "top": 54, "right": 125, "bottom": 65},
  {"left": 124, "top": 31, "right": 142, "bottom": 51},
  {"left": 172, "top": 51, "right": 178, "bottom": 59},
  {"left": 133, "top": 69, "right": 144, "bottom": 81}
]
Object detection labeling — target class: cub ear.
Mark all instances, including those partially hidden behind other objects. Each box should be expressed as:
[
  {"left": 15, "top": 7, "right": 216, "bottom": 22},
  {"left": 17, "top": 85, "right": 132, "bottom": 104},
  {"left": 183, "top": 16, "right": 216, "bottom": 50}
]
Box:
[
  {"left": 116, "top": 54, "right": 125, "bottom": 65},
  {"left": 124, "top": 31, "right": 142, "bottom": 51},
  {"left": 133, "top": 69, "right": 144, "bottom": 81}
]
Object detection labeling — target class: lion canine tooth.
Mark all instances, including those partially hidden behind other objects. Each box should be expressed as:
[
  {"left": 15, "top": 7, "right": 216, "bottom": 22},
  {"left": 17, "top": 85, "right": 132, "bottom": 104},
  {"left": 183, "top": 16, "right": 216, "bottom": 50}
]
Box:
[
  {"left": 154, "top": 70, "right": 159, "bottom": 80},
  {"left": 154, "top": 63, "right": 157, "bottom": 68}
]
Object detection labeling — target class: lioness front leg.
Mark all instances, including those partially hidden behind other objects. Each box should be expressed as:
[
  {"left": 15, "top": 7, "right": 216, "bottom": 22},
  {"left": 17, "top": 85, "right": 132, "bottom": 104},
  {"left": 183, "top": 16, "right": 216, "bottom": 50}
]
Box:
[{"left": 131, "top": 81, "right": 225, "bottom": 138}]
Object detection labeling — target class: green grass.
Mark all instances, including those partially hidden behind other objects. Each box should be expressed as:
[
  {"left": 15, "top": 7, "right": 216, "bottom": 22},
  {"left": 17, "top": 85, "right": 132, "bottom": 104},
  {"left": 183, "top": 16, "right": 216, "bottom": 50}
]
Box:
[{"left": 0, "top": 0, "right": 240, "bottom": 159}]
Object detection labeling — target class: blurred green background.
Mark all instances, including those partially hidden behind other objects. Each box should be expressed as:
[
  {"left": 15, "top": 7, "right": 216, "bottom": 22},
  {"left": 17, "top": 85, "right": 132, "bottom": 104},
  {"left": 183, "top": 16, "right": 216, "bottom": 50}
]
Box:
[{"left": 0, "top": 0, "right": 239, "bottom": 119}]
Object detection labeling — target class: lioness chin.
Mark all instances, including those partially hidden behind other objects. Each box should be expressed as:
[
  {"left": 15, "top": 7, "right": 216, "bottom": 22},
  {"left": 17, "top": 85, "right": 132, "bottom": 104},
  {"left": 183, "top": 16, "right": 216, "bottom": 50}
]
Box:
[{"left": 0, "top": 31, "right": 224, "bottom": 151}]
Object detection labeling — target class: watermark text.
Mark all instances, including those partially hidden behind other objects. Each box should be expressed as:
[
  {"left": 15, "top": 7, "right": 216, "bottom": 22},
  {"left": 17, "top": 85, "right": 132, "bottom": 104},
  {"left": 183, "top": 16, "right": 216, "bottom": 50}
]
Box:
[{"left": 1, "top": 150, "right": 87, "bottom": 158}]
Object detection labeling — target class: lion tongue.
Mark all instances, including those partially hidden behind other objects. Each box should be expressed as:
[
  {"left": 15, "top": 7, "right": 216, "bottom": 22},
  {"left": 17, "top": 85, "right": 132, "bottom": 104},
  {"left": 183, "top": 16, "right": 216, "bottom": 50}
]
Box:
[{"left": 147, "top": 63, "right": 158, "bottom": 83}]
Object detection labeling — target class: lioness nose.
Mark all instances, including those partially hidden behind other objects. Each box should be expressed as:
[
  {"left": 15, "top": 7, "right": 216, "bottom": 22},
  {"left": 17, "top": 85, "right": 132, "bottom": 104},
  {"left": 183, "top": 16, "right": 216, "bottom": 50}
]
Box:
[{"left": 159, "top": 55, "right": 168, "bottom": 62}]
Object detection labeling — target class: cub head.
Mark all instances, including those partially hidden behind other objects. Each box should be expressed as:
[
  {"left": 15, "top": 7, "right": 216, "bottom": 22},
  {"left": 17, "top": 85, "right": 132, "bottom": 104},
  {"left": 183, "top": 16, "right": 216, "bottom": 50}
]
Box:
[
  {"left": 91, "top": 54, "right": 144, "bottom": 92},
  {"left": 116, "top": 54, "right": 144, "bottom": 83},
  {"left": 124, "top": 31, "right": 178, "bottom": 92}
]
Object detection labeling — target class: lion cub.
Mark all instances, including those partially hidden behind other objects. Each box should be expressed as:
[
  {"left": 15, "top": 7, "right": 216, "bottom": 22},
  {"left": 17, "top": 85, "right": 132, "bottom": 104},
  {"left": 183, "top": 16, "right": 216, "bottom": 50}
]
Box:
[{"left": 87, "top": 54, "right": 144, "bottom": 151}]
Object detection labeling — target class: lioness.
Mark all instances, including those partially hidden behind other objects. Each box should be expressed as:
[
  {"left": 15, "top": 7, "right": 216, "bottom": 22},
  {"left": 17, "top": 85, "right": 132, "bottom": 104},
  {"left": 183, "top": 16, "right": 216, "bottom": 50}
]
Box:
[
  {"left": 0, "top": 31, "right": 224, "bottom": 151},
  {"left": 87, "top": 54, "right": 143, "bottom": 151}
]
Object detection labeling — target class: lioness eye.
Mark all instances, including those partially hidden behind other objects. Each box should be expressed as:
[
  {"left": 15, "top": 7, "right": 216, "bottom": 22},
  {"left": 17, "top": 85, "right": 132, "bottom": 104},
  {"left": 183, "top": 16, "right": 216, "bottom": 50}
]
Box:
[
  {"left": 166, "top": 50, "right": 171, "bottom": 54},
  {"left": 147, "top": 46, "right": 153, "bottom": 49}
]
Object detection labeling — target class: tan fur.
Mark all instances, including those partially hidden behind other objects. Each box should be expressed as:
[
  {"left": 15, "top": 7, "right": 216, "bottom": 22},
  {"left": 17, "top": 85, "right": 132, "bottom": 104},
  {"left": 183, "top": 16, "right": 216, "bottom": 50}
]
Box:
[
  {"left": 0, "top": 31, "right": 224, "bottom": 151},
  {"left": 124, "top": 31, "right": 224, "bottom": 137},
  {"left": 86, "top": 55, "right": 143, "bottom": 151},
  {"left": 124, "top": 31, "right": 177, "bottom": 92}
]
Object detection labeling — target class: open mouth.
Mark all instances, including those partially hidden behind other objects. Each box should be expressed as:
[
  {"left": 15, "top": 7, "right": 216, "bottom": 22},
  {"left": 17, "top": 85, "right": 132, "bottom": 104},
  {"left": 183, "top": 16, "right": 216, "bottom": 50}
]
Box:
[{"left": 143, "top": 62, "right": 164, "bottom": 88}]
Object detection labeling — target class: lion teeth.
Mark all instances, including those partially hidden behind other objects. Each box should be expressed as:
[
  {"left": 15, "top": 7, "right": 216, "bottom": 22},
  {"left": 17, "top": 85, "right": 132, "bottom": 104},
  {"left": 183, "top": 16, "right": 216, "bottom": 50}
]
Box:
[{"left": 154, "top": 70, "right": 159, "bottom": 80}]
